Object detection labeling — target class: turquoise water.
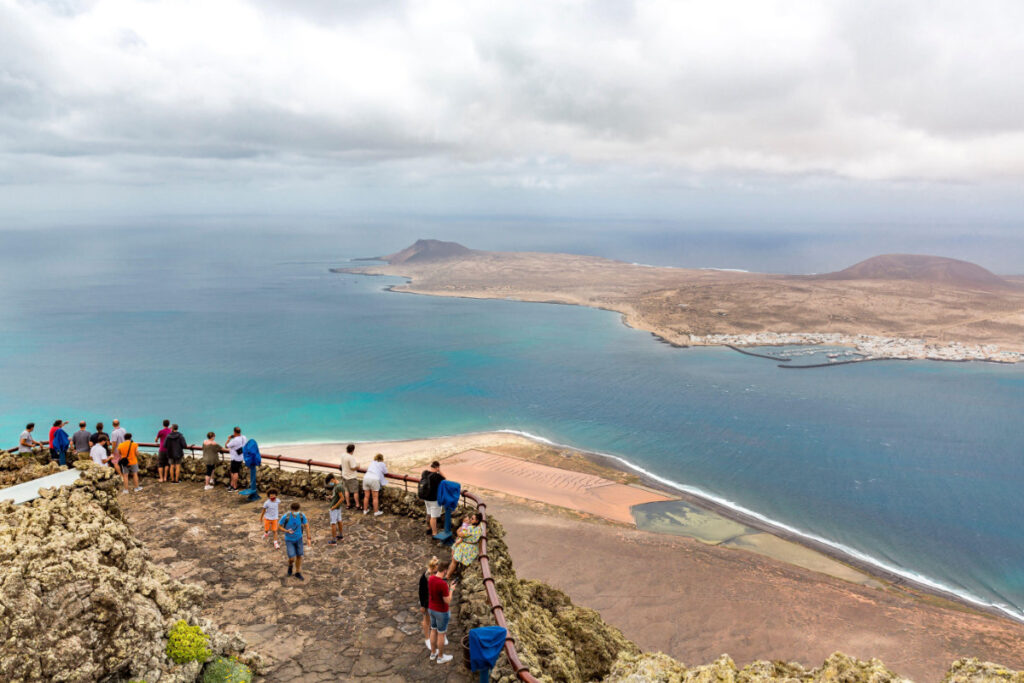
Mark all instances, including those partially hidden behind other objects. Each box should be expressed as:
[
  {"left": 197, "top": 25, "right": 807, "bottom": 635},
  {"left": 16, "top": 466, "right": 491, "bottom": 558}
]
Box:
[{"left": 2, "top": 228, "right": 1023, "bottom": 622}]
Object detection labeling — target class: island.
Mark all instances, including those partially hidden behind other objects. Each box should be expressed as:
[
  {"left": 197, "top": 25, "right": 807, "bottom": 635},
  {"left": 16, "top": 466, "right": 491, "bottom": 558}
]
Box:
[{"left": 335, "top": 240, "right": 1024, "bottom": 364}]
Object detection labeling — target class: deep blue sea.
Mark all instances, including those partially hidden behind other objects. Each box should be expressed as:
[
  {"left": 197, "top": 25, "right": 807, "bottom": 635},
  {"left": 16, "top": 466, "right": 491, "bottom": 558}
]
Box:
[{"left": 2, "top": 226, "right": 1023, "bottom": 622}]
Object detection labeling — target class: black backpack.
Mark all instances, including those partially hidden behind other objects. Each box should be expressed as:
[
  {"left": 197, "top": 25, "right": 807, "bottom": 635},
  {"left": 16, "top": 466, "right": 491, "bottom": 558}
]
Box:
[{"left": 417, "top": 471, "right": 431, "bottom": 500}]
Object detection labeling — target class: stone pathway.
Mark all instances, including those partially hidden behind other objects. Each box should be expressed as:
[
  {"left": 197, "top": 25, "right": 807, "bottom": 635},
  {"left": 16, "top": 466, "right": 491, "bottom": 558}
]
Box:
[{"left": 123, "top": 480, "right": 471, "bottom": 682}]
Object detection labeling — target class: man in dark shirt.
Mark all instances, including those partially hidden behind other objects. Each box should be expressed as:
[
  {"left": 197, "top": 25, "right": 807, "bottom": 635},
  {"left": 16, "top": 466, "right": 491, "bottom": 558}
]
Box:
[
  {"left": 90, "top": 422, "right": 110, "bottom": 456},
  {"left": 419, "top": 461, "right": 446, "bottom": 536},
  {"left": 163, "top": 424, "right": 187, "bottom": 483},
  {"left": 71, "top": 421, "right": 91, "bottom": 457}
]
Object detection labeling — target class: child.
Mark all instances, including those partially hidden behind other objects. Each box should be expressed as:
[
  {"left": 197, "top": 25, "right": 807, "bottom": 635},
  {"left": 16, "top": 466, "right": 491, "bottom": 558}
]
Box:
[
  {"left": 260, "top": 489, "right": 281, "bottom": 549},
  {"left": 279, "top": 501, "right": 311, "bottom": 580},
  {"left": 326, "top": 475, "right": 344, "bottom": 544}
]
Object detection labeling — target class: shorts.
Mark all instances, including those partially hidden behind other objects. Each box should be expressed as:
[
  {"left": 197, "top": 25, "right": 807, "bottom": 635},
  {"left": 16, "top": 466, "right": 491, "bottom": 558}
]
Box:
[
  {"left": 424, "top": 500, "right": 442, "bottom": 518},
  {"left": 428, "top": 609, "right": 449, "bottom": 633},
  {"left": 205, "top": 464, "right": 216, "bottom": 476},
  {"left": 285, "top": 539, "right": 304, "bottom": 558},
  {"left": 126, "top": 463, "right": 139, "bottom": 474},
  {"left": 362, "top": 475, "right": 381, "bottom": 492},
  {"left": 168, "top": 454, "right": 183, "bottom": 465},
  {"left": 343, "top": 477, "right": 359, "bottom": 494},
  {"left": 263, "top": 518, "right": 279, "bottom": 532},
  {"left": 230, "top": 460, "right": 243, "bottom": 474},
  {"left": 157, "top": 451, "right": 169, "bottom": 468},
  {"left": 329, "top": 508, "right": 342, "bottom": 524}
]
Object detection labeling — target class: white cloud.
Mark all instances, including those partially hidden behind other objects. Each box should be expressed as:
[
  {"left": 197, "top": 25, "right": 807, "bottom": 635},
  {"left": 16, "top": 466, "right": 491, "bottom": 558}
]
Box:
[{"left": 3, "top": 0, "right": 1024, "bottom": 212}]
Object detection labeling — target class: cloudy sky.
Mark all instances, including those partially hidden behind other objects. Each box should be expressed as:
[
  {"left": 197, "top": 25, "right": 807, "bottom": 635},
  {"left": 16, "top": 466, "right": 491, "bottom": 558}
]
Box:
[{"left": 3, "top": 0, "right": 1024, "bottom": 234}]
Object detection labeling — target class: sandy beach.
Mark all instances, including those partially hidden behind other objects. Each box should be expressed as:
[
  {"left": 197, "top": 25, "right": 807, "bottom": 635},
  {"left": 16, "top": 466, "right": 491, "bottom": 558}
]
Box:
[{"left": 265, "top": 432, "right": 1024, "bottom": 680}]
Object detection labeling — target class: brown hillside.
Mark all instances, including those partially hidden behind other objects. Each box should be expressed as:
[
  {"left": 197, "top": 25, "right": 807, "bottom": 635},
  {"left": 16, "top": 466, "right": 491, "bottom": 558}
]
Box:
[
  {"left": 814, "top": 254, "right": 1011, "bottom": 290},
  {"left": 381, "top": 239, "right": 473, "bottom": 265}
]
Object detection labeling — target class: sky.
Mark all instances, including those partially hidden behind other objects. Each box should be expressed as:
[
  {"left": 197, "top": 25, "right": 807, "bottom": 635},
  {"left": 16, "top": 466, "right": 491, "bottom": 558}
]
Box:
[{"left": 2, "top": 0, "right": 1024, "bottom": 253}]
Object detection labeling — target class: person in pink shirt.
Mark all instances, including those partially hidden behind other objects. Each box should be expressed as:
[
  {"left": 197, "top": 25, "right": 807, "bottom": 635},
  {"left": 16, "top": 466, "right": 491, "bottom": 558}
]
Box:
[{"left": 156, "top": 419, "right": 172, "bottom": 483}]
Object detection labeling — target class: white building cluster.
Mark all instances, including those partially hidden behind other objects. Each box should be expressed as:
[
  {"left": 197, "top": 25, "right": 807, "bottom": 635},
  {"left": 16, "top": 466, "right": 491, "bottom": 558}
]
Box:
[{"left": 689, "top": 332, "right": 1022, "bottom": 364}]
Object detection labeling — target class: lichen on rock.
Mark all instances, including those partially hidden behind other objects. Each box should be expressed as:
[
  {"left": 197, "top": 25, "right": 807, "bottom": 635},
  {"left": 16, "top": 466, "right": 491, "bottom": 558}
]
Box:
[{"left": 0, "top": 461, "right": 245, "bottom": 683}]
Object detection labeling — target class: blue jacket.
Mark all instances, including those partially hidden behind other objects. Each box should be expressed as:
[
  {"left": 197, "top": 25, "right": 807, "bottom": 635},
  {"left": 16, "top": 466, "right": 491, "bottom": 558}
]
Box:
[
  {"left": 52, "top": 428, "right": 69, "bottom": 455},
  {"left": 469, "top": 626, "right": 507, "bottom": 672},
  {"left": 243, "top": 439, "right": 261, "bottom": 467},
  {"left": 437, "top": 479, "right": 461, "bottom": 510}
]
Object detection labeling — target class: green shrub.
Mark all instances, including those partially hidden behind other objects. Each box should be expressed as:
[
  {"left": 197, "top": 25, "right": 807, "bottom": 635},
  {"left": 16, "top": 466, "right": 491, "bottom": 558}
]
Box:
[
  {"left": 166, "top": 620, "right": 211, "bottom": 665},
  {"left": 201, "top": 656, "right": 254, "bottom": 683}
]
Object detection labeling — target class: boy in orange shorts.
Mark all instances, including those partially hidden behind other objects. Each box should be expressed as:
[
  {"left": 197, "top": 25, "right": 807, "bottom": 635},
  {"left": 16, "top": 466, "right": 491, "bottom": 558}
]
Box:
[{"left": 260, "top": 489, "right": 281, "bottom": 549}]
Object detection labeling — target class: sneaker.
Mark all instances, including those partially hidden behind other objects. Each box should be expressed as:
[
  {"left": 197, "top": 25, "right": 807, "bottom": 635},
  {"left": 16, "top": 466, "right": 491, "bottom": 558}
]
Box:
[
  {"left": 294, "top": 572, "right": 304, "bottom": 581},
  {"left": 336, "top": 535, "right": 344, "bottom": 541},
  {"left": 445, "top": 636, "right": 449, "bottom": 646},
  {"left": 122, "top": 489, "right": 129, "bottom": 494},
  {"left": 287, "top": 565, "right": 293, "bottom": 576},
  {"left": 273, "top": 541, "right": 280, "bottom": 549},
  {"left": 327, "top": 539, "right": 337, "bottom": 545},
  {"left": 363, "top": 509, "right": 369, "bottom": 515},
  {"left": 429, "top": 651, "right": 437, "bottom": 661},
  {"left": 436, "top": 654, "right": 453, "bottom": 665},
  {"left": 203, "top": 484, "right": 213, "bottom": 490},
  {"left": 134, "top": 486, "right": 143, "bottom": 492},
  {"left": 373, "top": 511, "right": 383, "bottom": 517},
  {"left": 425, "top": 639, "right": 432, "bottom": 651},
  {"left": 262, "top": 531, "right": 269, "bottom": 539}
]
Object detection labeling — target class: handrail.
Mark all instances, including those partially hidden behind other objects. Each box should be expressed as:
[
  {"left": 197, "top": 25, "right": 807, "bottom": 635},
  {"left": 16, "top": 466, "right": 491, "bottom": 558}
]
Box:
[{"left": 8, "top": 441, "right": 540, "bottom": 682}]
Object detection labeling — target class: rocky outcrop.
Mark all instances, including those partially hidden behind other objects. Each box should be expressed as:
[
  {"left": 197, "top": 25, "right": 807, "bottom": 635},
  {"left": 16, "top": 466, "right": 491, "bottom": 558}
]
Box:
[
  {"left": 456, "top": 515, "right": 639, "bottom": 683},
  {"left": 0, "top": 461, "right": 247, "bottom": 682},
  {"left": 0, "top": 450, "right": 63, "bottom": 487},
  {"left": 606, "top": 651, "right": 905, "bottom": 682},
  {"left": 943, "top": 658, "right": 1024, "bottom": 683}
]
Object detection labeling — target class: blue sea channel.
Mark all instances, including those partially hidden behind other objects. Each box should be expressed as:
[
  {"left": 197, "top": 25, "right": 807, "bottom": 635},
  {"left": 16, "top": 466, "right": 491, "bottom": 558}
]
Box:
[{"left": 1, "top": 227, "right": 1022, "bottom": 622}]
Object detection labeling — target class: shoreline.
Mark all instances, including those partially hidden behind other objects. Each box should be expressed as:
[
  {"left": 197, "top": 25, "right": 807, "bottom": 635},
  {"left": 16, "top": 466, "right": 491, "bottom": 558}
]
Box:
[{"left": 269, "top": 429, "right": 1023, "bottom": 627}]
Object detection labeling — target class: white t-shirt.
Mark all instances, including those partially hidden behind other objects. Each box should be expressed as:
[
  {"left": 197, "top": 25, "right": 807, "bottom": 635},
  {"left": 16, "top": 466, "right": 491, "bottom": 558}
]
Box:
[
  {"left": 262, "top": 498, "right": 280, "bottom": 520},
  {"left": 90, "top": 444, "right": 107, "bottom": 465},
  {"left": 110, "top": 427, "right": 126, "bottom": 451},
  {"left": 18, "top": 430, "right": 32, "bottom": 453},
  {"left": 365, "top": 460, "right": 388, "bottom": 482},
  {"left": 225, "top": 435, "right": 246, "bottom": 461},
  {"left": 341, "top": 453, "right": 359, "bottom": 479}
]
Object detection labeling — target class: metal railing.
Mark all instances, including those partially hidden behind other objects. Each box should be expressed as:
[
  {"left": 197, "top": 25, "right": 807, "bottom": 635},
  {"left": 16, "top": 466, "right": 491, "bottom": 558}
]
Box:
[{"left": 7, "top": 441, "right": 540, "bottom": 682}]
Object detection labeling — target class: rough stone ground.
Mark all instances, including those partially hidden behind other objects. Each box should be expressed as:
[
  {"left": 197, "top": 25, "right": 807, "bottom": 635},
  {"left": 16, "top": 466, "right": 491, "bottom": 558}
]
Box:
[{"left": 122, "top": 479, "right": 471, "bottom": 683}]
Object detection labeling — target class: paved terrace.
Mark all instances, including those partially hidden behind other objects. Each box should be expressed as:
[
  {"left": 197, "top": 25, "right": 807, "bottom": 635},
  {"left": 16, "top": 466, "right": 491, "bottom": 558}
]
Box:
[{"left": 122, "top": 481, "right": 472, "bottom": 683}]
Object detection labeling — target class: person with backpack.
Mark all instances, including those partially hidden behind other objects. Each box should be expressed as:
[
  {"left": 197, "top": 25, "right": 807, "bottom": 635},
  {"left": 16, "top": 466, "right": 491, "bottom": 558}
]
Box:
[
  {"left": 117, "top": 433, "right": 142, "bottom": 492},
  {"left": 163, "top": 424, "right": 187, "bottom": 483},
  {"left": 279, "top": 502, "right": 312, "bottom": 580},
  {"left": 418, "top": 461, "right": 446, "bottom": 536},
  {"left": 51, "top": 421, "right": 70, "bottom": 467},
  {"left": 224, "top": 427, "right": 247, "bottom": 492}
]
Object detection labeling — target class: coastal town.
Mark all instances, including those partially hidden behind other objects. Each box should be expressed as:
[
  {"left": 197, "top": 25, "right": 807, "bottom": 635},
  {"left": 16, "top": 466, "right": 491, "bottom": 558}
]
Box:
[{"left": 688, "top": 332, "right": 1023, "bottom": 364}]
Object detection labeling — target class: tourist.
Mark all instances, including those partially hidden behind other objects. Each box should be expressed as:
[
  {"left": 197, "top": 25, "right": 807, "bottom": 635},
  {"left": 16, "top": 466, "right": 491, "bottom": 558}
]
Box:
[
  {"left": 109, "top": 419, "right": 126, "bottom": 456},
  {"left": 48, "top": 420, "right": 68, "bottom": 462},
  {"left": 90, "top": 435, "right": 108, "bottom": 466},
  {"left": 260, "top": 489, "right": 281, "bottom": 549},
  {"left": 18, "top": 423, "right": 41, "bottom": 453},
  {"left": 419, "top": 556, "right": 448, "bottom": 652},
  {"left": 163, "top": 424, "right": 187, "bottom": 484},
  {"left": 361, "top": 453, "right": 387, "bottom": 517},
  {"left": 51, "top": 422, "right": 70, "bottom": 466},
  {"left": 340, "top": 443, "right": 361, "bottom": 510},
  {"left": 225, "top": 427, "right": 247, "bottom": 492},
  {"left": 117, "top": 433, "right": 142, "bottom": 492},
  {"left": 325, "top": 475, "right": 344, "bottom": 544},
  {"left": 446, "top": 512, "right": 484, "bottom": 580},
  {"left": 156, "top": 419, "right": 172, "bottom": 483},
  {"left": 71, "top": 421, "right": 91, "bottom": 458},
  {"left": 279, "top": 502, "right": 311, "bottom": 580},
  {"left": 91, "top": 422, "right": 110, "bottom": 456},
  {"left": 202, "top": 432, "right": 221, "bottom": 490},
  {"left": 418, "top": 461, "right": 446, "bottom": 536},
  {"left": 427, "top": 558, "right": 453, "bottom": 664}
]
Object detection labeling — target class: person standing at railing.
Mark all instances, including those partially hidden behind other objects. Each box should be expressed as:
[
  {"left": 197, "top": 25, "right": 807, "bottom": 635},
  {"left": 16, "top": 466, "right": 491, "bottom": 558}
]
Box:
[
  {"left": 18, "top": 423, "right": 41, "bottom": 453},
  {"left": 225, "top": 427, "right": 247, "bottom": 492},
  {"left": 109, "top": 419, "right": 126, "bottom": 457},
  {"left": 91, "top": 422, "right": 110, "bottom": 458},
  {"left": 419, "top": 461, "right": 446, "bottom": 536},
  {"left": 47, "top": 420, "right": 66, "bottom": 461},
  {"left": 51, "top": 421, "right": 70, "bottom": 467},
  {"left": 155, "top": 419, "right": 172, "bottom": 483},
  {"left": 117, "top": 433, "right": 142, "bottom": 492},
  {"left": 362, "top": 453, "right": 388, "bottom": 517},
  {"left": 71, "top": 421, "right": 91, "bottom": 459},
  {"left": 202, "top": 432, "right": 222, "bottom": 490},
  {"left": 339, "top": 443, "right": 362, "bottom": 511},
  {"left": 90, "top": 435, "right": 109, "bottom": 466},
  {"left": 164, "top": 424, "right": 187, "bottom": 484}
]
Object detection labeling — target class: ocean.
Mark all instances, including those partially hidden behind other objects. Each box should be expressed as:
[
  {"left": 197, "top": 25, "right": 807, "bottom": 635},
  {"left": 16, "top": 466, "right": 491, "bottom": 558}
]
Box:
[{"left": 2, "top": 225, "right": 1023, "bottom": 622}]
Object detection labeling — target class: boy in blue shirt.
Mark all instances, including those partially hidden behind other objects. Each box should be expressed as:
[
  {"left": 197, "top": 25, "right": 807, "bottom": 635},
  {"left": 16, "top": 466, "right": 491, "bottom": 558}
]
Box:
[{"left": 279, "top": 502, "right": 312, "bottom": 580}]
